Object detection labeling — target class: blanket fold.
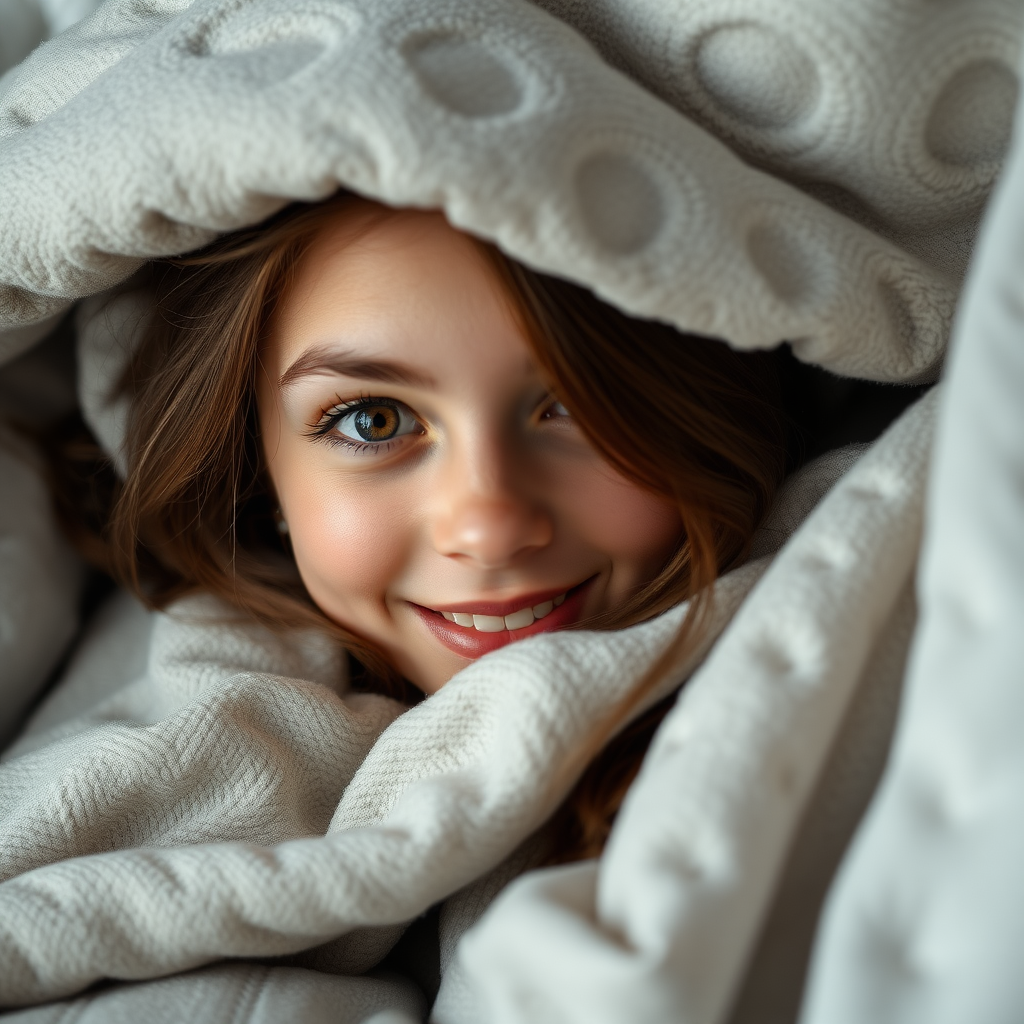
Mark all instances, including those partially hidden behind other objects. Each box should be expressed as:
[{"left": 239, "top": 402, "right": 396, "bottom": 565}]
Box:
[
  {"left": 436, "top": 391, "right": 935, "bottom": 1024},
  {"left": 0, "top": 419, "right": 925, "bottom": 1008},
  {"left": 0, "top": 0, "right": 963, "bottom": 383},
  {"left": 801, "top": 54, "right": 1024, "bottom": 1024},
  {"left": 1, "top": 0, "right": 1019, "bottom": 1017}
]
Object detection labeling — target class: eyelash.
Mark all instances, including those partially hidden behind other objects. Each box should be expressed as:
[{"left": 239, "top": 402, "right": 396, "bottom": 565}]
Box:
[
  {"left": 306, "top": 395, "right": 410, "bottom": 455},
  {"left": 304, "top": 393, "right": 572, "bottom": 455}
]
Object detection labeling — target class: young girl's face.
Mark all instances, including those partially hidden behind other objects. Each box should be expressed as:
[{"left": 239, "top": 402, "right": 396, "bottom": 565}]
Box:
[{"left": 258, "top": 205, "right": 683, "bottom": 694}]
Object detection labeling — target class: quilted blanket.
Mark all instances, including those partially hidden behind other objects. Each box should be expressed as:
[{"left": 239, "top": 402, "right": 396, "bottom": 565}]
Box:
[{"left": 0, "top": 0, "right": 1021, "bottom": 1020}]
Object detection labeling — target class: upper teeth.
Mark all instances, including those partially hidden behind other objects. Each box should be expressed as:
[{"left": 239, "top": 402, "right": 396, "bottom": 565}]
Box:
[{"left": 440, "top": 593, "right": 566, "bottom": 632}]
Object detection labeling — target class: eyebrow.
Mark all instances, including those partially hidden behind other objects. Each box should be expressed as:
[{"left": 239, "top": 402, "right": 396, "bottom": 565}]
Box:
[{"left": 278, "top": 344, "right": 437, "bottom": 391}]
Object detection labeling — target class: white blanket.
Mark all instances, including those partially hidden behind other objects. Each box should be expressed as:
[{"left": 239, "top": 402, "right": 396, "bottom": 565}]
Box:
[
  {"left": 0, "top": 402, "right": 931, "bottom": 1015},
  {"left": 6, "top": 0, "right": 1002, "bottom": 382},
  {"left": 0, "top": 0, "right": 1020, "bottom": 1019}
]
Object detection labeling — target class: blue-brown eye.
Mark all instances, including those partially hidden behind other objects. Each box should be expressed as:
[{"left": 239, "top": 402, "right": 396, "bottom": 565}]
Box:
[
  {"left": 341, "top": 403, "right": 402, "bottom": 442},
  {"left": 316, "top": 398, "right": 422, "bottom": 449}
]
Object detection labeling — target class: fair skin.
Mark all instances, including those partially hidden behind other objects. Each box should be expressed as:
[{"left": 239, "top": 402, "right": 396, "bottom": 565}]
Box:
[{"left": 258, "top": 203, "right": 683, "bottom": 694}]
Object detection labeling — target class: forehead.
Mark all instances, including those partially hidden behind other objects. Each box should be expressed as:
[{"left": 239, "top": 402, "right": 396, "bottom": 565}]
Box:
[{"left": 265, "top": 206, "right": 535, "bottom": 386}]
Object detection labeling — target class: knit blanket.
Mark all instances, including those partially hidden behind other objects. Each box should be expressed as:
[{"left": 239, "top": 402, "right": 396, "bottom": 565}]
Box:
[
  {"left": 0, "top": 0, "right": 1020, "bottom": 1020},
  {"left": 0, "top": 399, "right": 932, "bottom": 1020}
]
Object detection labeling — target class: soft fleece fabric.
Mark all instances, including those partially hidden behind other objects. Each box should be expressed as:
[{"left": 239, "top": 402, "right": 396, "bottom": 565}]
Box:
[{"left": 0, "top": 0, "right": 1021, "bottom": 1020}]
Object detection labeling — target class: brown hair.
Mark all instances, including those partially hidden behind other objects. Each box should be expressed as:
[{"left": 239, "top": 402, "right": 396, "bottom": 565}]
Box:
[{"left": 48, "top": 192, "right": 789, "bottom": 861}]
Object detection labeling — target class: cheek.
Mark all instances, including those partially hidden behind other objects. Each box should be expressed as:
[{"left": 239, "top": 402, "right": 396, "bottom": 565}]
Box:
[
  {"left": 563, "top": 463, "right": 682, "bottom": 570},
  {"left": 276, "top": 455, "right": 412, "bottom": 616}
]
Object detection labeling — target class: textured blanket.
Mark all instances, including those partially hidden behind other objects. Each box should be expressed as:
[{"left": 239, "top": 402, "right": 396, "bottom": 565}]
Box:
[
  {"left": 7, "top": 0, "right": 1011, "bottom": 381},
  {"left": 0, "top": 405, "right": 931, "bottom": 1016},
  {"left": 0, "top": 0, "right": 1021, "bottom": 1020}
]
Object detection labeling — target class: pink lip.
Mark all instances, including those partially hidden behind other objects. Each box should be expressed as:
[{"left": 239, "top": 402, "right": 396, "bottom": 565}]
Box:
[{"left": 410, "top": 578, "right": 595, "bottom": 660}]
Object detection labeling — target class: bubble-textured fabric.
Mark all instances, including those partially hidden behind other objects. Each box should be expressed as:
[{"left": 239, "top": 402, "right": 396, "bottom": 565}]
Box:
[
  {"left": 4, "top": 0, "right": 1019, "bottom": 384},
  {"left": 0, "top": 1, "right": 1022, "bottom": 1021}
]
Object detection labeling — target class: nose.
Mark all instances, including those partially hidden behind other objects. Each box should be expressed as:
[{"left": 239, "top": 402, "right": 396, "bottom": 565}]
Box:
[{"left": 431, "top": 444, "right": 554, "bottom": 569}]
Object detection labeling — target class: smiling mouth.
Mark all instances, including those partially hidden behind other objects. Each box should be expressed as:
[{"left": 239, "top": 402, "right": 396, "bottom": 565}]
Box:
[
  {"left": 434, "top": 592, "right": 567, "bottom": 633},
  {"left": 410, "top": 579, "right": 595, "bottom": 660}
]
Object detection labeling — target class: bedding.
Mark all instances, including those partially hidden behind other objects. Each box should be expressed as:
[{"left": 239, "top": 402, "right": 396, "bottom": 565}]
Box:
[
  {"left": 0, "top": 421, "right": 927, "bottom": 1018},
  {"left": 0, "top": 0, "right": 1021, "bottom": 1020}
]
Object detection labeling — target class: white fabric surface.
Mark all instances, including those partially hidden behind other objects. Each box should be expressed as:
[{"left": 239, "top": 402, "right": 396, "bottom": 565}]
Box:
[
  {"left": 436, "top": 391, "right": 935, "bottom": 1024},
  {"left": 0, "top": 547, "right": 757, "bottom": 1005},
  {"left": 430, "top": 441, "right": 874, "bottom": 1024},
  {"left": 74, "top": 286, "right": 140, "bottom": 477},
  {"left": 3, "top": 963, "right": 426, "bottom": 1024},
  {"left": 0, "top": 0, "right": 102, "bottom": 73},
  {"left": 0, "top": 0, "right": 46, "bottom": 77},
  {"left": 0, "top": 0, "right": 984, "bottom": 383},
  {"left": 800, "top": 53, "right": 1024, "bottom": 1024},
  {"left": 0, "top": 0, "right": 1020, "bottom": 1020},
  {"left": 0, "top": 425, "right": 83, "bottom": 749},
  {"left": 0, "top": 325, "right": 85, "bottom": 750},
  {"left": 0, "top": 437, "right": 900, "bottom": 1014},
  {"left": 533, "top": 0, "right": 1022, "bottom": 282}
]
